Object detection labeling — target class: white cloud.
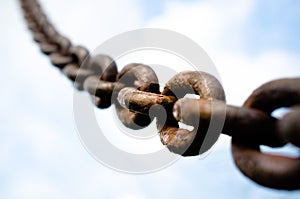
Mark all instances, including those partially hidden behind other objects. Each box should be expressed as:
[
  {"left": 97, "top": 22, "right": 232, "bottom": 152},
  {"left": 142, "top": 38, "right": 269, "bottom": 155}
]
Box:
[
  {"left": 121, "top": 193, "right": 147, "bottom": 199},
  {"left": 145, "top": 0, "right": 300, "bottom": 105},
  {"left": 216, "top": 50, "right": 300, "bottom": 105},
  {"left": 144, "top": 1, "right": 300, "bottom": 197},
  {"left": 146, "top": 0, "right": 255, "bottom": 52},
  {"left": 7, "top": 174, "right": 67, "bottom": 199},
  {"left": 39, "top": 0, "right": 143, "bottom": 50}
]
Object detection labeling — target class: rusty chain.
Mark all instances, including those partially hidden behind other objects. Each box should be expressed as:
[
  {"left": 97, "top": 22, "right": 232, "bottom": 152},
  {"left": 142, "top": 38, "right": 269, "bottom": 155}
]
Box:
[{"left": 20, "top": 0, "right": 300, "bottom": 190}]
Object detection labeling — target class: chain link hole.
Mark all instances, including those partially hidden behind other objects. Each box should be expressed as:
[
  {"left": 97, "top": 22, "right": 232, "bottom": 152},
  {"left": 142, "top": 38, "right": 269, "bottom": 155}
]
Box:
[
  {"left": 271, "top": 107, "right": 292, "bottom": 119},
  {"left": 258, "top": 107, "right": 299, "bottom": 158}
]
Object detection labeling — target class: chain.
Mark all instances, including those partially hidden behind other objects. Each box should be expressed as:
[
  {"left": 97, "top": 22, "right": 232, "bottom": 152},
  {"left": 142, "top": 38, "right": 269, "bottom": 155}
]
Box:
[{"left": 20, "top": 0, "right": 300, "bottom": 190}]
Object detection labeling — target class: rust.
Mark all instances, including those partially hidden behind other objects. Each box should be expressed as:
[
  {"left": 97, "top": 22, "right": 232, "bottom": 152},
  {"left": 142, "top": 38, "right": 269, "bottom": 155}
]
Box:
[
  {"left": 27, "top": 21, "right": 39, "bottom": 31},
  {"left": 244, "top": 78, "right": 300, "bottom": 113},
  {"left": 20, "top": 0, "right": 300, "bottom": 190},
  {"left": 43, "top": 24, "right": 58, "bottom": 41},
  {"left": 39, "top": 42, "right": 58, "bottom": 55},
  {"left": 162, "top": 70, "right": 225, "bottom": 100},
  {"left": 277, "top": 108, "right": 300, "bottom": 147},
  {"left": 62, "top": 64, "right": 94, "bottom": 90},
  {"left": 83, "top": 75, "right": 124, "bottom": 99},
  {"left": 36, "top": 14, "right": 47, "bottom": 27},
  {"left": 159, "top": 71, "right": 225, "bottom": 156},
  {"left": 88, "top": 54, "right": 118, "bottom": 81},
  {"left": 91, "top": 95, "right": 113, "bottom": 109},
  {"left": 174, "top": 98, "right": 285, "bottom": 147},
  {"left": 33, "top": 32, "right": 46, "bottom": 43},
  {"left": 70, "top": 45, "right": 89, "bottom": 66},
  {"left": 117, "top": 87, "right": 177, "bottom": 115},
  {"left": 232, "top": 140, "right": 300, "bottom": 190},
  {"left": 160, "top": 126, "right": 195, "bottom": 155},
  {"left": 50, "top": 53, "right": 73, "bottom": 69},
  {"left": 54, "top": 35, "right": 71, "bottom": 55},
  {"left": 115, "top": 63, "right": 159, "bottom": 129},
  {"left": 232, "top": 78, "right": 300, "bottom": 190},
  {"left": 83, "top": 55, "right": 118, "bottom": 108}
]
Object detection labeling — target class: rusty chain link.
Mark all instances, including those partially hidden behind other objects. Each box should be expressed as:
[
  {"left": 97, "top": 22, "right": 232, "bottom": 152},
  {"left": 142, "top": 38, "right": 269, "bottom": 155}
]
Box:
[{"left": 20, "top": 0, "right": 299, "bottom": 190}]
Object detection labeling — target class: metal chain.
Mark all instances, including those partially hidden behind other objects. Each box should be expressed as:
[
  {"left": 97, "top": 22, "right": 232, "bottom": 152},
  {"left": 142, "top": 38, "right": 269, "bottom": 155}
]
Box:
[{"left": 20, "top": 0, "right": 300, "bottom": 190}]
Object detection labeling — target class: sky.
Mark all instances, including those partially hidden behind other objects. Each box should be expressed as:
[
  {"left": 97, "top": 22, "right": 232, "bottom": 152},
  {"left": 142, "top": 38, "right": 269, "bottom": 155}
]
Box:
[{"left": 0, "top": 0, "right": 300, "bottom": 198}]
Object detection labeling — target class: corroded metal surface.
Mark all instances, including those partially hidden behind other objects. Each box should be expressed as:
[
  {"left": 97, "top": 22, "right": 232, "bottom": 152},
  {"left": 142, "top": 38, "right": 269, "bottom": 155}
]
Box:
[
  {"left": 115, "top": 63, "right": 160, "bottom": 129},
  {"left": 159, "top": 71, "right": 226, "bottom": 156},
  {"left": 118, "top": 87, "right": 176, "bottom": 115},
  {"left": 20, "top": 0, "right": 300, "bottom": 190},
  {"left": 278, "top": 107, "right": 300, "bottom": 147},
  {"left": 232, "top": 78, "right": 300, "bottom": 190}
]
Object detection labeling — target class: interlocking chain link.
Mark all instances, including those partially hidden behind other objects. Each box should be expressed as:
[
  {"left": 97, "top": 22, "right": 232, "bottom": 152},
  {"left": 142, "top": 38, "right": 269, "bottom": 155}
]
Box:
[{"left": 20, "top": 0, "right": 300, "bottom": 190}]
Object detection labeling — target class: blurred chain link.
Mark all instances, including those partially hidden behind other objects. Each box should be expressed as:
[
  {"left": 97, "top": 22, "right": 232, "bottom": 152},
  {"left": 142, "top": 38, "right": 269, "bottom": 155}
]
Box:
[{"left": 20, "top": 0, "right": 299, "bottom": 190}]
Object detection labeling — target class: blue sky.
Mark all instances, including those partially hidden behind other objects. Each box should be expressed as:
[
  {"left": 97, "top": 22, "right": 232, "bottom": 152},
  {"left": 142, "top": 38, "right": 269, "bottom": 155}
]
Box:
[
  {"left": 0, "top": 0, "right": 300, "bottom": 199},
  {"left": 139, "top": 0, "right": 199, "bottom": 19}
]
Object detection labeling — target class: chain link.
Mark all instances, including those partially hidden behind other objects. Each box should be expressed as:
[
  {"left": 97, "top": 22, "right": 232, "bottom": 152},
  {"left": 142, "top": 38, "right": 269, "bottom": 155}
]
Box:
[{"left": 20, "top": 0, "right": 299, "bottom": 190}]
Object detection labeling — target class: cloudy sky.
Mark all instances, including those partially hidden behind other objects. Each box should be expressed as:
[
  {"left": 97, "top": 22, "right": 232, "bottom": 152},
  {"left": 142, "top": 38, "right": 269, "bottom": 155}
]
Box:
[{"left": 0, "top": 0, "right": 300, "bottom": 198}]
